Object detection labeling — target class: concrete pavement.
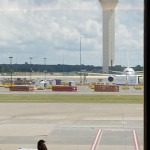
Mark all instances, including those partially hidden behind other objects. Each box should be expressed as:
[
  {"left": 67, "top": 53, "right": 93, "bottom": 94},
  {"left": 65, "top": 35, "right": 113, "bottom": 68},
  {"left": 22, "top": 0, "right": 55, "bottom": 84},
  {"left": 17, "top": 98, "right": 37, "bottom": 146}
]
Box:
[{"left": 0, "top": 103, "right": 143, "bottom": 150}]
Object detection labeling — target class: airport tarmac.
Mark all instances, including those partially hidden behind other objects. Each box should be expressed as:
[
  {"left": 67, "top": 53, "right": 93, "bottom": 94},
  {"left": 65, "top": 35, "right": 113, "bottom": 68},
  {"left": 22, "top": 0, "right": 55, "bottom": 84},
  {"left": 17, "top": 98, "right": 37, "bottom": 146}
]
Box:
[{"left": 0, "top": 103, "right": 143, "bottom": 150}]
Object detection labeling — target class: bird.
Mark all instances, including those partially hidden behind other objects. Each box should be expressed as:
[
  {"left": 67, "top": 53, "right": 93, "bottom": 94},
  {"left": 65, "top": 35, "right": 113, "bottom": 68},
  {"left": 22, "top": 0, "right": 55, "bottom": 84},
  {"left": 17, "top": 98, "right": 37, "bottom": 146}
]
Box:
[{"left": 37, "top": 139, "right": 48, "bottom": 150}]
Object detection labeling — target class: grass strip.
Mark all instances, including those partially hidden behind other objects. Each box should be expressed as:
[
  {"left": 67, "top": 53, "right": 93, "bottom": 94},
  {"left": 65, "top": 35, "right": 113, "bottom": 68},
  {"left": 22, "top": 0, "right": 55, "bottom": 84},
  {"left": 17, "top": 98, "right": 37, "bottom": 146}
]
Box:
[{"left": 0, "top": 94, "right": 143, "bottom": 103}]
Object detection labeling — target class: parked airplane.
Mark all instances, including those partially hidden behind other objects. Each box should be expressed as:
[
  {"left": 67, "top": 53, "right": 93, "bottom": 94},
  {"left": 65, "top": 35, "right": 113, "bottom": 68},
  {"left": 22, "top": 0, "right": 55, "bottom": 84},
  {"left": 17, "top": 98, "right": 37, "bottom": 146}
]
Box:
[
  {"left": 106, "top": 68, "right": 143, "bottom": 85},
  {"left": 81, "top": 67, "right": 143, "bottom": 85}
]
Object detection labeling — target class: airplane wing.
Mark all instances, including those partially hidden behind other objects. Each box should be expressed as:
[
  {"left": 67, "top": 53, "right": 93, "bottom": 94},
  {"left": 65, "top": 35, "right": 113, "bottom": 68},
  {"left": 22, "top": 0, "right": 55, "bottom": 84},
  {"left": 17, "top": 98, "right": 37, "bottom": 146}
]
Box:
[
  {"left": 135, "top": 71, "right": 143, "bottom": 75},
  {"left": 86, "top": 72, "right": 110, "bottom": 76},
  {"left": 109, "top": 70, "right": 122, "bottom": 74},
  {"left": 77, "top": 72, "right": 111, "bottom": 76},
  {"left": 135, "top": 71, "right": 143, "bottom": 73}
]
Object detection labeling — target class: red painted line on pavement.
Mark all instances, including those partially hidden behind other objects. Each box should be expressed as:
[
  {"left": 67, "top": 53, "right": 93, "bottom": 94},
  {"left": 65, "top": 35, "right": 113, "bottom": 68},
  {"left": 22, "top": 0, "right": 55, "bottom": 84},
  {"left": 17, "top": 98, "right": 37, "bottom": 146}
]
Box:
[
  {"left": 90, "top": 129, "right": 102, "bottom": 150},
  {"left": 132, "top": 129, "right": 141, "bottom": 150}
]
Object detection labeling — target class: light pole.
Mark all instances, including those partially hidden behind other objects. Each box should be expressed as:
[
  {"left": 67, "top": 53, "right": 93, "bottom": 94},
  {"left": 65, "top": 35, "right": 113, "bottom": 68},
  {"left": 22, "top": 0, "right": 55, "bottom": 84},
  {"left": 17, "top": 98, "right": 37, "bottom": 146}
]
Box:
[
  {"left": 43, "top": 58, "right": 47, "bottom": 80},
  {"left": 29, "top": 57, "right": 32, "bottom": 82},
  {"left": 9, "top": 57, "right": 13, "bottom": 87},
  {"left": 80, "top": 37, "right": 84, "bottom": 83}
]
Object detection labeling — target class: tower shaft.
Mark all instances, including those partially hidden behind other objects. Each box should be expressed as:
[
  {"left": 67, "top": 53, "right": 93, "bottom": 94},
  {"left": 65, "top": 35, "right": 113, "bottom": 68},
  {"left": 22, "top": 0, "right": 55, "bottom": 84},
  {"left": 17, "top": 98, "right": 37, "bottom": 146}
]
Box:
[{"left": 99, "top": 0, "right": 118, "bottom": 73}]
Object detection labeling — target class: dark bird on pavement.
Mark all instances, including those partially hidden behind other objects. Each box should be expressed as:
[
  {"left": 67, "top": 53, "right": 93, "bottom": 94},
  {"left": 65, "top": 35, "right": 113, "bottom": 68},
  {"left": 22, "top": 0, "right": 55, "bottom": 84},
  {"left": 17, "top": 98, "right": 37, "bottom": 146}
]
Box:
[{"left": 37, "top": 139, "right": 48, "bottom": 150}]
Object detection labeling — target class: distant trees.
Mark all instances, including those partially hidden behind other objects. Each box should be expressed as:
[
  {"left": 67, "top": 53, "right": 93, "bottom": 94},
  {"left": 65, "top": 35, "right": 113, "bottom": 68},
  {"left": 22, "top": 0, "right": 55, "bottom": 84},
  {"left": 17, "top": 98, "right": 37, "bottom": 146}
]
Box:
[
  {"left": 109, "top": 65, "right": 122, "bottom": 72},
  {"left": 0, "top": 64, "right": 10, "bottom": 73},
  {"left": 0, "top": 64, "right": 143, "bottom": 73},
  {"left": 133, "top": 65, "right": 143, "bottom": 71}
]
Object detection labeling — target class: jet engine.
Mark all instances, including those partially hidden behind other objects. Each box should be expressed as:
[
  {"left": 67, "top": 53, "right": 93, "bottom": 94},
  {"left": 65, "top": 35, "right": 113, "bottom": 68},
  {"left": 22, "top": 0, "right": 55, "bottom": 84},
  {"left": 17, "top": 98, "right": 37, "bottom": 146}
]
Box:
[{"left": 108, "top": 76, "right": 114, "bottom": 82}]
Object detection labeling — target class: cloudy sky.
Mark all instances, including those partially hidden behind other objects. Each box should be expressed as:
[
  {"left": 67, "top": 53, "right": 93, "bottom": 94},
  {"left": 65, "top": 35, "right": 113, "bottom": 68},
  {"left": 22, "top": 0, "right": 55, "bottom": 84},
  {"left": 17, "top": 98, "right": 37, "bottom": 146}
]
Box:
[{"left": 0, "top": 0, "right": 143, "bottom": 67}]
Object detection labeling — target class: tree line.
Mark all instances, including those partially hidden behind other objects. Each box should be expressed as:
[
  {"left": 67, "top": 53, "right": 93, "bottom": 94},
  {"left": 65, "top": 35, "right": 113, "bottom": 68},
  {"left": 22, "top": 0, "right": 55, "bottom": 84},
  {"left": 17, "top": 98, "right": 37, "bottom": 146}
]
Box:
[{"left": 0, "top": 64, "right": 143, "bottom": 73}]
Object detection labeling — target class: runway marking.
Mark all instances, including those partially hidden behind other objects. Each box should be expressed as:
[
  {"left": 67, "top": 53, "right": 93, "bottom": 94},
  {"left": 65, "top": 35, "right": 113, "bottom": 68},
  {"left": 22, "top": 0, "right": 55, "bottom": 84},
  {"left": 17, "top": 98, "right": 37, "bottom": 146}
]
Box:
[
  {"left": 90, "top": 129, "right": 102, "bottom": 150},
  {"left": 133, "top": 129, "right": 141, "bottom": 150}
]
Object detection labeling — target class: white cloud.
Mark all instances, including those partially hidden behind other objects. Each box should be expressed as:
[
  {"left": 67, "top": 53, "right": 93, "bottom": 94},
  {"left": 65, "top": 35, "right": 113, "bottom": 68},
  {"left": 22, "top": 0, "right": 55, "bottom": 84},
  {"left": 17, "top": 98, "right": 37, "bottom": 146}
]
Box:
[{"left": 0, "top": 0, "right": 144, "bottom": 66}]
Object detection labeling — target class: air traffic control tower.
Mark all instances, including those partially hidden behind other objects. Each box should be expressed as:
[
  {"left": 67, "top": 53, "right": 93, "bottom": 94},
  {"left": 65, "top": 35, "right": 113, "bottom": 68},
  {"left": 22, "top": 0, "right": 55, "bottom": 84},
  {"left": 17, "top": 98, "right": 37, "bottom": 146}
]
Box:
[{"left": 98, "top": 0, "right": 118, "bottom": 73}]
